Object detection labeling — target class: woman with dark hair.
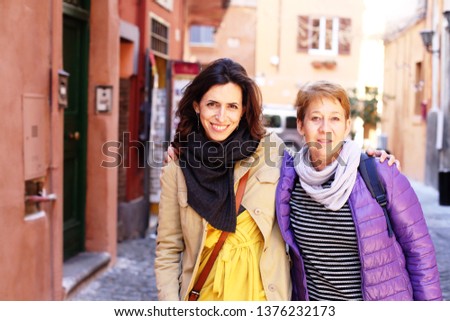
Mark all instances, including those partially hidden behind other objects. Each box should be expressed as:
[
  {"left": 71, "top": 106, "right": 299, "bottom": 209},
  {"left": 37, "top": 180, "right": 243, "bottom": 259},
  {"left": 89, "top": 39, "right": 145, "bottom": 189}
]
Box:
[
  {"left": 172, "top": 58, "right": 265, "bottom": 150},
  {"left": 154, "top": 58, "right": 291, "bottom": 301}
]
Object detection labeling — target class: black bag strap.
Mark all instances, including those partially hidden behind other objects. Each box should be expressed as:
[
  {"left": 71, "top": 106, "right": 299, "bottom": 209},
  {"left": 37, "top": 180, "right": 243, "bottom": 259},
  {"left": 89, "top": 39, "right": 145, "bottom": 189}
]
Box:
[{"left": 358, "top": 153, "right": 394, "bottom": 237}]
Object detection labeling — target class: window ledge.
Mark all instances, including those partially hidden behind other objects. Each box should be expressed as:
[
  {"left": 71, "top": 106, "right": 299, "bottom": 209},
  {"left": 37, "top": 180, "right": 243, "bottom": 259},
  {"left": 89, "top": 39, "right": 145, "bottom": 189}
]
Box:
[{"left": 311, "top": 60, "right": 337, "bottom": 69}]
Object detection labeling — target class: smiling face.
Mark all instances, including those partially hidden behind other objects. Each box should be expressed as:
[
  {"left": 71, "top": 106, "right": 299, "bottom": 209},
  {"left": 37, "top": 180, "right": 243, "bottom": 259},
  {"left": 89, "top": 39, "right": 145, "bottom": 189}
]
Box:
[
  {"left": 298, "top": 97, "right": 351, "bottom": 170},
  {"left": 193, "top": 82, "right": 244, "bottom": 142}
]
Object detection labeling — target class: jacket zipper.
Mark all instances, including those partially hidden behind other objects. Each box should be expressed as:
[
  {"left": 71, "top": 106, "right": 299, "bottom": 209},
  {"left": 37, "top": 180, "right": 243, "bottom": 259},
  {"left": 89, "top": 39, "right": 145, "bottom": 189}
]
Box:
[{"left": 348, "top": 198, "right": 366, "bottom": 301}]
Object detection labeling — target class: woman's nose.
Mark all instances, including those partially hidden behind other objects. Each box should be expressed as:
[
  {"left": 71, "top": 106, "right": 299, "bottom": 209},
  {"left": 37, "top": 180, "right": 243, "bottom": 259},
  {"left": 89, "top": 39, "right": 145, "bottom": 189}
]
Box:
[
  {"left": 215, "top": 107, "right": 226, "bottom": 121},
  {"left": 319, "top": 119, "right": 330, "bottom": 132}
]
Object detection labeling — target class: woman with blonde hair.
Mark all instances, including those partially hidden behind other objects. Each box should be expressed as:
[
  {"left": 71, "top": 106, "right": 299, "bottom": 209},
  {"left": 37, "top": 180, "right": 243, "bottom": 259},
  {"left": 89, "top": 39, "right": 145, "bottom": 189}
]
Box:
[{"left": 276, "top": 80, "right": 442, "bottom": 300}]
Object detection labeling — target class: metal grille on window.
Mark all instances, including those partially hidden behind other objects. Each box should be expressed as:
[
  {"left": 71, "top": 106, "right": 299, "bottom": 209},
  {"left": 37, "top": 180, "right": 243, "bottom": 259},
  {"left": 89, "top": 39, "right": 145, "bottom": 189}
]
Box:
[{"left": 151, "top": 18, "right": 169, "bottom": 57}]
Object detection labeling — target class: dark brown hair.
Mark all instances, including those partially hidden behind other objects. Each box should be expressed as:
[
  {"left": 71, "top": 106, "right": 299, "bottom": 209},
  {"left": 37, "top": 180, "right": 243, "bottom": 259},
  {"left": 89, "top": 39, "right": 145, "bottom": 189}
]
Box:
[
  {"left": 295, "top": 80, "right": 351, "bottom": 122},
  {"left": 172, "top": 58, "right": 265, "bottom": 150}
]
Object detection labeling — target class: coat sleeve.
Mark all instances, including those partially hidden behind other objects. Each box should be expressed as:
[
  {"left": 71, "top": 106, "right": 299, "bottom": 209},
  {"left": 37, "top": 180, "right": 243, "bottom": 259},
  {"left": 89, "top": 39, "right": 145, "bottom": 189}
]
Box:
[
  {"left": 380, "top": 162, "right": 443, "bottom": 301},
  {"left": 154, "top": 161, "right": 184, "bottom": 300}
]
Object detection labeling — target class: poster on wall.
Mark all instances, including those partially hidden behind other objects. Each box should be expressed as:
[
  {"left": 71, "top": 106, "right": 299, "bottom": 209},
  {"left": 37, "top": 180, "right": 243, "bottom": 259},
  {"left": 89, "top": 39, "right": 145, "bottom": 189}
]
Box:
[
  {"left": 149, "top": 88, "right": 167, "bottom": 203},
  {"left": 170, "top": 61, "right": 201, "bottom": 141},
  {"left": 148, "top": 61, "right": 199, "bottom": 204}
]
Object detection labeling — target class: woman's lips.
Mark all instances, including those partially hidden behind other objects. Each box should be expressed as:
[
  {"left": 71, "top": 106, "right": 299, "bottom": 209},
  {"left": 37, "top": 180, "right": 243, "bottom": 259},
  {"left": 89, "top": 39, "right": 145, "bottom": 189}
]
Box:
[{"left": 210, "top": 123, "right": 229, "bottom": 131}]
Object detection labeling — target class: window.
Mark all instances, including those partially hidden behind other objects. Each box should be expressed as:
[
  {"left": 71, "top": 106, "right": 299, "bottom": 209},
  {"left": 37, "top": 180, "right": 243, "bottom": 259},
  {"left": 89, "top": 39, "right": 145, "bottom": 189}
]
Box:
[
  {"left": 263, "top": 115, "right": 281, "bottom": 128},
  {"left": 189, "top": 25, "right": 215, "bottom": 46},
  {"left": 310, "top": 17, "right": 338, "bottom": 53},
  {"left": 298, "top": 16, "right": 351, "bottom": 55},
  {"left": 286, "top": 116, "right": 297, "bottom": 129},
  {"left": 414, "top": 62, "right": 424, "bottom": 116},
  {"left": 150, "top": 16, "right": 169, "bottom": 58}
]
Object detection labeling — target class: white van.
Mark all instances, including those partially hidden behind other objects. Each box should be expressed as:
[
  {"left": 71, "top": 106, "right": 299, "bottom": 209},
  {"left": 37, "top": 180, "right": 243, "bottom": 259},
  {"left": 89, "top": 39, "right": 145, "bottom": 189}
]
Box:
[{"left": 262, "top": 104, "right": 304, "bottom": 151}]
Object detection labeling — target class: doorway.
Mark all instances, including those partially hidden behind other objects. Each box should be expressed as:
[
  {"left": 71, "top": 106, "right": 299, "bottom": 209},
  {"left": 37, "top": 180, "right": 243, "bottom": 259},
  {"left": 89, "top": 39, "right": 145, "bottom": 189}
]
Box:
[{"left": 62, "top": 7, "right": 89, "bottom": 260}]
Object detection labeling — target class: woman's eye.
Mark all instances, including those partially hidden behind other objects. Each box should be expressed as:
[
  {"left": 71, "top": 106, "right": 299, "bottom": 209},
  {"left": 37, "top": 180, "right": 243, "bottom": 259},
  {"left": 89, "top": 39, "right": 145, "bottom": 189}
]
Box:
[{"left": 229, "top": 104, "right": 238, "bottom": 109}]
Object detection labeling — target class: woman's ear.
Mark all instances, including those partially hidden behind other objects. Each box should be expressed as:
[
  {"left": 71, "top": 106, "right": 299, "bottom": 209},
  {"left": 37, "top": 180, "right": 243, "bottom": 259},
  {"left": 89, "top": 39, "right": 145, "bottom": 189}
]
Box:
[
  {"left": 345, "top": 118, "right": 352, "bottom": 137},
  {"left": 297, "top": 119, "right": 304, "bottom": 136},
  {"left": 193, "top": 102, "right": 200, "bottom": 114}
]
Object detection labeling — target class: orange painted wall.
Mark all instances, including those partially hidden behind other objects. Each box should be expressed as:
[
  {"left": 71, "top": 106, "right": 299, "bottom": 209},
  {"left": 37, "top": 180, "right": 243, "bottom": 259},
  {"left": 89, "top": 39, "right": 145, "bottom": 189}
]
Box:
[
  {"left": 0, "top": 0, "right": 64, "bottom": 300},
  {"left": 84, "top": 0, "right": 120, "bottom": 259},
  {"left": 0, "top": 0, "right": 188, "bottom": 300},
  {"left": 256, "top": 0, "right": 366, "bottom": 105},
  {"left": 383, "top": 21, "right": 428, "bottom": 182},
  {"left": 119, "top": 0, "right": 185, "bottom": 60},
  {"left": 187, "top": 5, "right": 257, "bottom": 76}
]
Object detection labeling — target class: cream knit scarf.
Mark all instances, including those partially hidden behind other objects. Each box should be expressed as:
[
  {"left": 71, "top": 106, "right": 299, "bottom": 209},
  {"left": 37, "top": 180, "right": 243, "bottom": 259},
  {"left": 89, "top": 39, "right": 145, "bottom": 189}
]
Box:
[{"left": 294, "top": 140, "right": 361, "bottom": 211}]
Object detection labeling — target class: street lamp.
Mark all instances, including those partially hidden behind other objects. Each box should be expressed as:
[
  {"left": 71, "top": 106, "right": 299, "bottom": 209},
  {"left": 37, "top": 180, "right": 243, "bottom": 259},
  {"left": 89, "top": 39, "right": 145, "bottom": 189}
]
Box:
[
  {"left": 419, "top": 30, "right": 439, "bottom": 54},
  {"left": 443, "top": 10, "right": 450, "bottom": 31}
]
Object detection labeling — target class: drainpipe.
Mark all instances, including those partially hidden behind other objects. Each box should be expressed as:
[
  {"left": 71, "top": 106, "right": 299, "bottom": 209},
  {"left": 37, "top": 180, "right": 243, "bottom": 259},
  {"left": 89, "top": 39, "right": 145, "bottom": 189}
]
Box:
[
  {"left": 441, "top": 0, "right": 450, "bottom": 154},
  {"left": 431, "top": 1, "right": 444, "bottom": 150},
  {"left": 48, "top": 0, "right": 55, "bottom": 300},
  {"left": 440, "top": 0, "right": 450, "bottom": 196},
  {"left": 275, "top": 0, "right": 282, "bottom": 72}
]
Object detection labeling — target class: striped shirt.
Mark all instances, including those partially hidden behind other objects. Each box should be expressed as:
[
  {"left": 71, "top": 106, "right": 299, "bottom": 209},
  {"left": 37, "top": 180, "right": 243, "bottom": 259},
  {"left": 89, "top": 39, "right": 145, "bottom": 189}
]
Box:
[{"left": 289, "top": 178, "right": 363, "bottom": 301}]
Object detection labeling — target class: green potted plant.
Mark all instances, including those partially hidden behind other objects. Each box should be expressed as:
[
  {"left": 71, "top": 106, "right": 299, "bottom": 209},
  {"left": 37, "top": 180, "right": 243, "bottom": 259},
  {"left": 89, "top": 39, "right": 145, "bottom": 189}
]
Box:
[{"left": 348, "top": 87, "right": 380, "bottom": 139}]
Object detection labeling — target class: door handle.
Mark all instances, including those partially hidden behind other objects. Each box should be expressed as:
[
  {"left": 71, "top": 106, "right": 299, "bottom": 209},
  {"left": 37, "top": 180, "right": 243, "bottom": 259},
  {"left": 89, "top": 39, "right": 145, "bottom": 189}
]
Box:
[{"left": 68, "top": 131, "right": 80, "bottom": 141}]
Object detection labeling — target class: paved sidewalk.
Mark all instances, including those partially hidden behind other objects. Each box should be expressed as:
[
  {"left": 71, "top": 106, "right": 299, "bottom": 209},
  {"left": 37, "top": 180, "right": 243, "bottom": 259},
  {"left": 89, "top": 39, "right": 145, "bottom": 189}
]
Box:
[
  {"left": 410, "top": 180, "right": 450, "bottom": 300},
  {"left": 70, "top": 180, "right": 449, "bottom": 301},
  {"left": 68, "top": 216, "right": 158, "bottom": 301}
]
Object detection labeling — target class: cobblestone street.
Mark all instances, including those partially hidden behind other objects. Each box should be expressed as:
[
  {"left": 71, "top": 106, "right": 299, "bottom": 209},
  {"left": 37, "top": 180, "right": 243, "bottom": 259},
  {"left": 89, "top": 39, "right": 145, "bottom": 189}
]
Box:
[
  {"left": 69, "top": 221, "right": 158, "bottom": 301},
  {"left": 70, "top": 180, "right": 450, "bottom": 301}
]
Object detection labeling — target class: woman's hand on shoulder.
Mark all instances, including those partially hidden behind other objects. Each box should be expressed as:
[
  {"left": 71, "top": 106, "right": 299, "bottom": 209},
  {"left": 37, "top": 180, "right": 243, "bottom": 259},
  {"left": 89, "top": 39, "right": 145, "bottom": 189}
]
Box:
[
  {"left": 164, "top": 145, "right": 179, "bottom": 164},
  {"left": 365, "top": 148, "right": 401, "bottom": 171},
  {"left": 160, "top": 146, "right": 179, "bottom": 179}
]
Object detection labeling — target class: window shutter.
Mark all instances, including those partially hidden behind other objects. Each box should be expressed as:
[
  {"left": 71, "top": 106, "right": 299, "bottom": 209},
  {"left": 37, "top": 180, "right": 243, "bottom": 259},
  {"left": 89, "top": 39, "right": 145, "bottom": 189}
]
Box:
[
  {"left": 297, "top": 15, "right": 309, "bottom": 53},
  {"left": 338, "top": 18, "right": 351, "bottom": 55},
  {"left": 151, "top": 17, "right": 169, "bottom": 58}
]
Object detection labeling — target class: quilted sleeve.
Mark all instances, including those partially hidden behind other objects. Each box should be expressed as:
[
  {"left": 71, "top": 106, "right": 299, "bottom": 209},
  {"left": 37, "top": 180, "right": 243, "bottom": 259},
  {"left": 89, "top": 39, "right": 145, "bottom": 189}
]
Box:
[{"left": 378, "top": 162, "right": 443, "bottom": 301}]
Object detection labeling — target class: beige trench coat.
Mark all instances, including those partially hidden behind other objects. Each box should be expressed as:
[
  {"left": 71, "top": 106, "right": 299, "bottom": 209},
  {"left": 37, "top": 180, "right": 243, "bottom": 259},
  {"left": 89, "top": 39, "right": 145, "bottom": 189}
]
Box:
[{"left": 154, "top": 132, "right": 292, "bottom": 301}]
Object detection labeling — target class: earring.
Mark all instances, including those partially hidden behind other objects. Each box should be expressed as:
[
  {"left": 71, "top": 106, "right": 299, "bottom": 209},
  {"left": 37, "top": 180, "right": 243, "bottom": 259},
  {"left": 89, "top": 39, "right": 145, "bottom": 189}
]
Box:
[
  {"left": 196, "top": 113, "right": 200, "bottom": 131},
  {"left": 236, "top": 116, "right": 242, "bottom": 131}
]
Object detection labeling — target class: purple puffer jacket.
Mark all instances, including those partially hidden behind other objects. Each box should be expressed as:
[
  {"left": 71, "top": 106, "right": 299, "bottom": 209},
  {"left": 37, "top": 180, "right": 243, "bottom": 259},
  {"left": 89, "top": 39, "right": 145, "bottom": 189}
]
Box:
[{"left": 276, "top": 151, "right": 443, "bottom": 301}]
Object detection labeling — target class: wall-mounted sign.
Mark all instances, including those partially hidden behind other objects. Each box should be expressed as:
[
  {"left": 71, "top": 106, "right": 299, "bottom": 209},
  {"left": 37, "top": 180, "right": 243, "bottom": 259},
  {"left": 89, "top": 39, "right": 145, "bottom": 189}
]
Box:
[
  {"left": 155, "top": 0, "right": 173, "bottom": 11},
  {"left": 95, "top": 85, "right": 113, "bottom": 113},
  {"left": 58, "top": 69, "right": 70, "bottom": 109}
]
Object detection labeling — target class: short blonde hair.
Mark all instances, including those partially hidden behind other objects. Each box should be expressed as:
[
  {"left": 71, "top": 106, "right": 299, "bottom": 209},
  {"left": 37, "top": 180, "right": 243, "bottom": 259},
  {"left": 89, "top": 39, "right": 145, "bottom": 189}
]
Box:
[{"left": 295, "top": 80, "right": 350, "bottom": 122}]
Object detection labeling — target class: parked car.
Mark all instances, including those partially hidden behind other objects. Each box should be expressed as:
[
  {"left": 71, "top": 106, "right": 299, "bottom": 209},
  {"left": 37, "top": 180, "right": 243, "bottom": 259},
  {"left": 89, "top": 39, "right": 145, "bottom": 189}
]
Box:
[{"left": 262, "top": 103, "right": 304, "bottom": 151}]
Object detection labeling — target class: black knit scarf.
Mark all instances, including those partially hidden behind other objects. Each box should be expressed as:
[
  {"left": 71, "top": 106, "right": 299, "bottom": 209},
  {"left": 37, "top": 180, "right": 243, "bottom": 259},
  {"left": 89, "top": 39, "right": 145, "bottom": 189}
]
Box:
[{"left": 179, "top": 125, "right": 259, "bottom": 232}]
